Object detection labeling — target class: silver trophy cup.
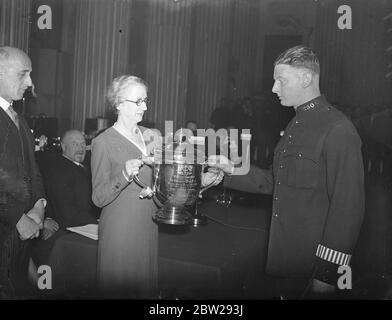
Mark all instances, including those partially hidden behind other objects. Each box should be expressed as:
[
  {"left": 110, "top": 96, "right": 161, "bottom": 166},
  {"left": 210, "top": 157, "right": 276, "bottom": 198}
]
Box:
[{"left": 134, "top": 139, "right": 216, "bottom": 225}]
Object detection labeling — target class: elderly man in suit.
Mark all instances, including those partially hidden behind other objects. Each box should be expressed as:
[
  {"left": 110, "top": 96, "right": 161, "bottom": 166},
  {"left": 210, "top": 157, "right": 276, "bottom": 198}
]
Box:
[
  {"left": 31, "top": 130, "right": 100, "bottom": 267},
  {"left": 40, "top": 130, "right": 100, "bottom": 231},
  {"left": 0, "top": 46, "right": 47, "bottom": 298}
]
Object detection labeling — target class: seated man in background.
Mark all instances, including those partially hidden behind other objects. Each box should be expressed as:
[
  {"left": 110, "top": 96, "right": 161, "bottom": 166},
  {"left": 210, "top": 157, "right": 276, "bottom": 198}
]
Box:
[
  {"left": 41, "top": 129, "right": 100, "bottom": 230},
  {"left": 32, "top": 130, "right": 100, "bottom": 266}
]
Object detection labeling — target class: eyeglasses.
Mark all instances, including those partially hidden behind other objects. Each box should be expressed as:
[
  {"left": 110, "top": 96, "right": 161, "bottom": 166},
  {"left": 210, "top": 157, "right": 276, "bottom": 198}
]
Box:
[{"left": 123, "top": 97, "right": 150, "bottom": 107}]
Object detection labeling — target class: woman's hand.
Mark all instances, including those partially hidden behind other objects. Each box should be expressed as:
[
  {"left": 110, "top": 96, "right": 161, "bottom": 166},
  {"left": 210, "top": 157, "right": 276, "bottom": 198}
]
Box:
[
  {"left": 125, "top": 158, "right": 144, "bottom": 178},
  {"left": 207, "top": 155, "right": 235, "bottom": 175},
  {"left": 201, "top": 168, "right": 225, "bottom": 187},
  {"left": 141, "top": 155, "right": 154, "bottom": 166},
  {"left": 221, "top": 136, "right": 242, "bottom": 165}
]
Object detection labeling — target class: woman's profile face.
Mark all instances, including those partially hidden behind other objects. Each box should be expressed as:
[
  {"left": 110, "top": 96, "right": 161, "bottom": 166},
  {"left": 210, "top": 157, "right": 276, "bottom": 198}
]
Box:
[{"left": 117, "top": 83, "right": 148, "bottom": 124}]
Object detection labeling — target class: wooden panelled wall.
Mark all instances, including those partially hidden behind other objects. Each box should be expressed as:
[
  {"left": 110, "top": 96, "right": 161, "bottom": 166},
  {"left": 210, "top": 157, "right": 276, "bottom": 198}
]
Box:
[
  {"left": 184, "top": 0, "right": 261, "bottom": 130},
  {"left": 71, "top": 0, "right": 135, "bottom": 130},
  {"left": 145, "top": 0, "right": 263, "bottom": 130},
  {"left": 0, "top": 0, "right": 31, "bottom": 52},
  {"left": 34, "top": 0, "right": 391, "bottom": 132},
  {"left": 314, "top": 0, "right": 392, "bottom": 109},
  {"left": 69, "top": 0, "right": 264, "bottom": 132},
  {"left": 145, "top": 0, "right": 193, "bottom": 132}
]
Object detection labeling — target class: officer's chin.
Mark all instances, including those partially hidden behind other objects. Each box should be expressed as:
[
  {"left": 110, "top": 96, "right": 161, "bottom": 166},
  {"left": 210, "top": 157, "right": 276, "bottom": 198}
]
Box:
[
  {"left": 280, "top": 100, "right": 295, "bottom": 108},
  {"left": 279, "top": 100, "right": 290, "bottom": 107}
]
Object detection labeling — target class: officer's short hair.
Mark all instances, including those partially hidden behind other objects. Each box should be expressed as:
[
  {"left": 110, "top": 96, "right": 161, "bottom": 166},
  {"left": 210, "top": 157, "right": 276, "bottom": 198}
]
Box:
[{"left": 274, "top": 45, "right": 320, "bottom": 75}]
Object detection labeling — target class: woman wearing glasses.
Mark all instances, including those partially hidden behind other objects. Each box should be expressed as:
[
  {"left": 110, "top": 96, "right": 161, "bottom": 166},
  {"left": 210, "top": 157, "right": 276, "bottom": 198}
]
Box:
[{"left": 91, "top": 75, "right": 159, "bottom": 298}]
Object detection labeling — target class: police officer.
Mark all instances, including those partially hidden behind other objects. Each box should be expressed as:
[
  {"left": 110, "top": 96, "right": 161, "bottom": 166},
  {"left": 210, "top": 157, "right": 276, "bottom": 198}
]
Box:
[{"left": 212, "top": 45, "right": 365, "bottom": 298}]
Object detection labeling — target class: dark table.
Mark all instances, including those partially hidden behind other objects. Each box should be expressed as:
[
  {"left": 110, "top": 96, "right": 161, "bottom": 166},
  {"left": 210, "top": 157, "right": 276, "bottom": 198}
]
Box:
[{"left": 44, "top": 196, "right": 270, "bottom": 299}]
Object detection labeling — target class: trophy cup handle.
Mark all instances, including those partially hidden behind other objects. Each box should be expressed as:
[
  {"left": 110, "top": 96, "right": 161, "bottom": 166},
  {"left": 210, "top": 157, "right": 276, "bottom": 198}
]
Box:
[
  {"left": 133, "top": 174, "right": 155, "bottom": 199},
  {"left": 199, "top": 166, "right": 223, "bottom": 195}
]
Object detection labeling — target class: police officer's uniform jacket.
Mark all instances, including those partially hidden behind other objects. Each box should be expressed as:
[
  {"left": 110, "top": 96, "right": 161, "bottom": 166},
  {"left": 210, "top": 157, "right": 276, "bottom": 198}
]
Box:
[{"left": 226, "top": 95, "right": 365, "bottom": 284}]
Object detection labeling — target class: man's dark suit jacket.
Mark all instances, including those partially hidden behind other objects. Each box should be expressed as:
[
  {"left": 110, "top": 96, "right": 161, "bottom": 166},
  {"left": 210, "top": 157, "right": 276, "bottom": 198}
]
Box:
[
  {"left": 0, "top": 107, "right": 45, "bottom": 297},
  {"left": 39, "top": 154, "right": 100, "bottom": 229}
]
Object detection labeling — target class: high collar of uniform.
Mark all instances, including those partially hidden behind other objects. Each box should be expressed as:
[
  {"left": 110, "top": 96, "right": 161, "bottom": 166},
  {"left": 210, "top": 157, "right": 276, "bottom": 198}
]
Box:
[{"left": 295, "top": 95, "right": 328, "bottom": 116}]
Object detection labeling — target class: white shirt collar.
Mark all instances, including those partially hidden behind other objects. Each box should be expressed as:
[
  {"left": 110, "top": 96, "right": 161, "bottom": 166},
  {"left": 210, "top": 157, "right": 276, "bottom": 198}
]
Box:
[
  {"left": 112, "top": 124, "right": 147, "bottom": 156},
  {"left": 0, "top": 96, "right": 12, "bottom": 112},
  {"left": 62, "top": 154, "right": 84, "bottom": 167}
]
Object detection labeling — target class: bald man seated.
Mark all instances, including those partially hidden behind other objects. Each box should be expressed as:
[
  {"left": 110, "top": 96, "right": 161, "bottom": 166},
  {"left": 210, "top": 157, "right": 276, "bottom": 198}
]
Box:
[
  {"left": 40, "top": 130, "right": 100, "bottom": 230},
  {"left": 32, "top": 130, "right": 100, "bottom": 266}
]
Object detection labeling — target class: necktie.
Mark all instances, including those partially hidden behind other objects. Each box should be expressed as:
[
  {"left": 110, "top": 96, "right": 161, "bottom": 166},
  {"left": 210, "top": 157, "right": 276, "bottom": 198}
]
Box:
[{"left": 6, "top": 105, "right": 19, "bottom": 129}]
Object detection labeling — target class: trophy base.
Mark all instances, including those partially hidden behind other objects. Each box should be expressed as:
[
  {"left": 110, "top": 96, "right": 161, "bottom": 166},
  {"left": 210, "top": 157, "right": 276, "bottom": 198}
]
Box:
[
  {"left": 153, "top": 207, "right": 193, "bottom": 225},
  {"left": 192, "top": 215, "right": 208, "bottom": 227}
]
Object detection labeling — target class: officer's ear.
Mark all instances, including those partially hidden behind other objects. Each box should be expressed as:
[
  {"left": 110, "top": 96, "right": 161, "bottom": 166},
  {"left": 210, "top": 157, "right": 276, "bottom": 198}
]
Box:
[
  {"left": 0, "top": 65, "right": 4, "bottom": 79},
  {"left": 301, "top": 70, "right": 313, "bottom": 88}
]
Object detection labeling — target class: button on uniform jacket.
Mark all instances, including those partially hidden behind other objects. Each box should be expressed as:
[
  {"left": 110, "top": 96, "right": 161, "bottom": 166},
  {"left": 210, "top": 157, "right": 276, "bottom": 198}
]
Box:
[{"left": 225, "top": 95, "right": 365, "bottom": 284}]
